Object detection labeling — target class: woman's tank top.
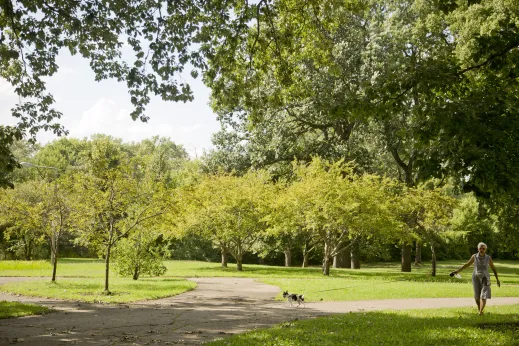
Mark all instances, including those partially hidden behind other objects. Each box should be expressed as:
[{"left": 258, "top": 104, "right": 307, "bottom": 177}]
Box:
[{"left": 473, "top": 253, "right": 490, "bottom": 279}]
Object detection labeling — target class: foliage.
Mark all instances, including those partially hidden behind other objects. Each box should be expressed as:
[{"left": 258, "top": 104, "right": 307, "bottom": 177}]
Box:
[
  {"left": 0, "top": 0, "right": 256, "bottom": 185},
  {"left": 73, "top": 136, "right": 172, "bottom": 292},
  {"left": 177, "top": 170, "right": 274, "bottom": 270},
  {"left": 114, "top": 229, "right": 168, "bottom": 280},
  {"left": 0, "top": 180, "right": 46, "bottom": 260},
  {"left": 277, "top": 158, "right": 400, "bottom": 274},
  {"left": 207, "top": 0, "right": 519, "bottom": 215}
]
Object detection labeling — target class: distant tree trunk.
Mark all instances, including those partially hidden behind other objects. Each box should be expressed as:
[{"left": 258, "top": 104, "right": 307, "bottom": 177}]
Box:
[
  {"left": 104, "top": 244, "right": 112, "bottom": 294},
  {"left": 323, "top": 255, "right": 332, "bottom": 275},
  {"left": 236, "top": 257, "right": 243, "bottom": 271},
  {"left": 323, "top": 242, "right": 332, "bottom": 275},
  {"left": 24, "top": 238, "right": 33, "bottom": 260},
  {"left": 221, "top": 248, "right": 228, "bottom": 268},
  {"left": 414, "top": 241, "right": 422, "bottom": 265},
  {"left": 302, "top": 252, "right": 310, "bottom": 268},
  {"left": 430, "top": 242, "right": 437, "bottom": 277},
  {"left": 401, "top": 244, "right": 412, "bottom": 272},
  {"left": 302, "top": 241, "right": 313, "bottom": 268},
  {"left": 284, "top": 247, "right": 292, "bottom": 267},
  {"left": 333, "top": 249, "right": 348, "bottom": 268},
  {"left": 344, "top": 250, "right": 352, "bottom": 269},
  {"left": 351, "top": 242, "right": 360, "bottom": 269},
  {"left": 133, "top": 264, "right": 140, "bottom": 280}
]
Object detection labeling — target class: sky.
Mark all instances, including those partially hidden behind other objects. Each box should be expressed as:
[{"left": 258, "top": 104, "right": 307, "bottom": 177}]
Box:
[{"left": 0, "top": 51, "right": 222, "bottom": 158}]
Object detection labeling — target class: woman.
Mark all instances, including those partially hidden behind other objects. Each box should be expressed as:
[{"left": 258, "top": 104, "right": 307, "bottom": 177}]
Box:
[{"left": 452, "top": 242, "right": 500, "bottom": 315}]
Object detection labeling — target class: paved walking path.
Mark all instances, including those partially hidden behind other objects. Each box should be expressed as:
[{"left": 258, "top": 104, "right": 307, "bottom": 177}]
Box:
[{"left": 1, "top": 277, "right": 518, "bottom": 345}]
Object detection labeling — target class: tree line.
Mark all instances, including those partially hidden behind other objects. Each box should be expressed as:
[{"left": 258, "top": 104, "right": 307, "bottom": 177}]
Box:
[{"left": 1, "top": 136, "right": 515, "bottom": 294}]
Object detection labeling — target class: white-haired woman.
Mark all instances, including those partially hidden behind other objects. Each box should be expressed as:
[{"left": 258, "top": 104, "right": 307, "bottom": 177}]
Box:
[{"left": 452, "top": 242, "right": 500, "bottom": 315}]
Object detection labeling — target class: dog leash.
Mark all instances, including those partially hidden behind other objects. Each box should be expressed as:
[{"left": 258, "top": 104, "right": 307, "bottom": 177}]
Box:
[{"left": 307, "top": 278, "right": 407, "bottom": 293}]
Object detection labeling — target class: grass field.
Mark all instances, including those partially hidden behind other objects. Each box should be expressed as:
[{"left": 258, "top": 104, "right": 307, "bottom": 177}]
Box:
[
  {"left": 0, "top": 301, "right": 52, "bottom": 319},
  {"left": 207, "top": 305, "right": 519, "bottom": 346},
  {"left": 0, "top": 277, "right": 196, "bottom": 304},
  {"left": 0, "top": 259, "right": 518, "bottom": 303}
]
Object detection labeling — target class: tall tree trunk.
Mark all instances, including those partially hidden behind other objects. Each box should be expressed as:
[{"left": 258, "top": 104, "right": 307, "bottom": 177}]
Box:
[
  {"left": 323, "top": 242, "right": 332, "bottom": 275},
  {"left": 401, "top": 244, "right": 412, "bottom": 272},
  {"left": 51, "top": 250, "right": 58, "bottom": 282},
  {"left": 302, "top": 252, "right": 310, "bottom": 268},
  {"left": 345, "top": 250, "right": 352, "bottom": 269},
  {"left": 351, "top": 242, "right": 361, "bottom": 269},
  {"left": 323, "top": 255, "right": 332, "bottom": 276},
  {"left": 51, "top": 233, "right": 59, "bottom": 282},
  {"left": 284, "top": 247, "right": 292, "bottom": 267},
  {"left": 221, "top": 248, "right": 228, "bottom": 268},
  {"left": 50, "top": 239, "right": 55, "bottom": 265},
  {"left": 236, "top": 256, "right": 243, "bottom": 271},
  {"left": 104, "top": 245, "right": 112, "bottom": 294},
  {"left": 302, "top": 242, "right": 311, "bottom": 268},
  {"left": 414, "top": 241, "right": 422, "bottom": 265},
  {"left": 430, "top": 242, "right": 437, "bottom": 277}
]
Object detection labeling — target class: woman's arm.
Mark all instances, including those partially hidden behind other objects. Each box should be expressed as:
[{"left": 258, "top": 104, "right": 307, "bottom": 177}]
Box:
[
  {"left": 489, "top": 257, "right": 500, "bottom": 287},
  {"left": 455, "top": 255, "right": 475, "bottom": 274}
]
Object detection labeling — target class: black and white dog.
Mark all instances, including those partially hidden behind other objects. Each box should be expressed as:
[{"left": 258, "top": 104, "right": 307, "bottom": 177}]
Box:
[{"left": 283, "top": 291, "right": 305, "bottom": 307}]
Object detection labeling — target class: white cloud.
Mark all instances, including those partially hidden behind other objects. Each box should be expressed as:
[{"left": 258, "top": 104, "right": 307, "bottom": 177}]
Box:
[
  {"left": 43, "top": 98, "right": 212, "bottom": 156},
  {"left": 0, "top": 78, "right": 16, "bottom": 96}
]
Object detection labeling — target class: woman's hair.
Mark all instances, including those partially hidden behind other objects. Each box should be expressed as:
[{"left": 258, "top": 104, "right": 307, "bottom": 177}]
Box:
[{"left": 478, "top": 242, "right": 487, "bottom": 249}]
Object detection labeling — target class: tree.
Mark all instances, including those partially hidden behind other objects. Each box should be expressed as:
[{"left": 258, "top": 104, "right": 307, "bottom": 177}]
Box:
[
  {"left": 39, "top": 176, "right": 76, "bottom": 282},
  {"left": 412, "top": 186, "right": 457, "bottom": 276},
  {"left": 74, "top": 137, "right": 169, "bottom": 294},
  {"left": 0, "top": 181, "right": 46, "bottom": 260},
  {"left": 0, "top": 0, "right": 259, "bottom": 185},
  {"left": 284, "top": 158, "right": 399, "bottom": 275},
  {"left": 178, "top": 171, "right": 273, "bottom": 271},
  {"left": 206, "top": 0, "right": 519, "bottom": 239},
  {"left": 114, "top": 227, "right": 168, "bottom": 280}
]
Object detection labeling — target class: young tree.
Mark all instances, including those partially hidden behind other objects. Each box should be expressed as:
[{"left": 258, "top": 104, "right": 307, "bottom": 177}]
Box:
[
  {"left": 74, "top": 137, "right": 170, "bottom": 294},
  {"left": 114, "top": 227, "right": 168, "bottom": 280},
  {"left": 413, "top": 187, "right": 457, "bottom": 276},
  {"left": 285, "top": 158, "right": 399, "bottom": 275},
  {"left": 178, "top": 171, "right": 273, "bottom": 271},
  {"left": 0, "top": 181, "right": 46, "bottom": 260}
]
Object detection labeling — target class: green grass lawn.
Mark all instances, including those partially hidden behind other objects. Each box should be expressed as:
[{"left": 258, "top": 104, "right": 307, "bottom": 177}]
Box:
[
  {"left": 0, "top": 301, "right": 52, "bottom": 319},
  {"left": 207, "top": 305, "right": 519, "bottom": 346},
  {"left": 0, "top": 259, "right": 518, "bottom": 303},
  {"left": 0, "top": 277, "right": 196, "bottom": 304}
]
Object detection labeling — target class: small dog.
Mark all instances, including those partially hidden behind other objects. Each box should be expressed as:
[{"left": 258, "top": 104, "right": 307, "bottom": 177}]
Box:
[{"left": 283, "top": 291, "right": 305, "bottom": 307}]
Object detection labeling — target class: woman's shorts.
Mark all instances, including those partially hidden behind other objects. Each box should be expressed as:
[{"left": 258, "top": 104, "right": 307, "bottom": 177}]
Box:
[{"left": 472, "top": 274, "right": 491, "bottom": 299}]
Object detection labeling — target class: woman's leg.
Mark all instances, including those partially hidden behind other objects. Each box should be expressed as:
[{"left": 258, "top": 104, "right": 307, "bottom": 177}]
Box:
[{"left": 479, "top": 299, "right": 487, "bottom": 315}]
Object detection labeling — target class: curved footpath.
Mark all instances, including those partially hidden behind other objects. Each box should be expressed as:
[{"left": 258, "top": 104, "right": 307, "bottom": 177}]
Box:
[{"left": 1, "top": 277, "right": 518, "bottom": 345}]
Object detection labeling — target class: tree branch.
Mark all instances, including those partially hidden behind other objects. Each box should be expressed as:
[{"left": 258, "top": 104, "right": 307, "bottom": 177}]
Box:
[{"left": 458, "top": 41, "right": 519, "bottom": 75}]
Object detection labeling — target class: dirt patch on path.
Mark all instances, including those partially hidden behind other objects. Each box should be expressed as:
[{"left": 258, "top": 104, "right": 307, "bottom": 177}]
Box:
[{"left": 1, "top": 277, "right": 518, "bottom": 345}]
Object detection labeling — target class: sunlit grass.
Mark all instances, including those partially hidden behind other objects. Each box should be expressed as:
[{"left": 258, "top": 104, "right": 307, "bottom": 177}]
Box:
[
  {"left": 208, "top": 305, "right": 519, "bottom": 346},
  {"left": 0, "top": 258, "right": 105, "bottom": 277},
  {"left": 261, "top": 277, "right": 519, "bottom": 302},
  {"left": 0, "top": 277, "right": 196, "bottom": 304},
  {"left": 0, "top": 301, "right": 52, "bottom": 319},
  {"left": 1, "top": 259, "right": 517, "bottom": 303}
]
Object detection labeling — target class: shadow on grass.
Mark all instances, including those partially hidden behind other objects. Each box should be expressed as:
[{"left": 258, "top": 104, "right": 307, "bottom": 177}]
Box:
[{"left": 209, "top": 310, "right": 519, "bottom": 345}]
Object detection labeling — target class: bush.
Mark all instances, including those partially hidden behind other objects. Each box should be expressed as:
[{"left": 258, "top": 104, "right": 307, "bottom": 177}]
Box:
[{"left": 114, "top": 231, "right": 167, "bottom": 280}]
